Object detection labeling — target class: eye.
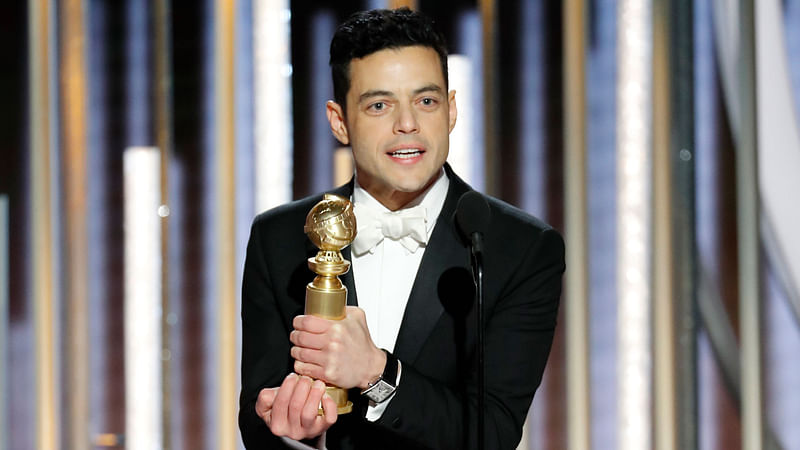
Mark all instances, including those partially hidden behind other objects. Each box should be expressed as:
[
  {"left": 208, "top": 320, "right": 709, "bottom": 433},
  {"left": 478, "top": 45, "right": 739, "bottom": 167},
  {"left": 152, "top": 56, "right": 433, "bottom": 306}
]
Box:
[
  {"left": 420, "top": 97, "right": 438, "bottom": 107},
  {"left": 369, "top": 102, "right": 385, "bottom": 111}
]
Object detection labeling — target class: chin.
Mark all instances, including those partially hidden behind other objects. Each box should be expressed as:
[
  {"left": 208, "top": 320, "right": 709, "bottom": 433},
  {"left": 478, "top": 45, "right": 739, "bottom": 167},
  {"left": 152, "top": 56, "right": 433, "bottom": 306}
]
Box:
[{"left": 393, "top": 178, "right": 430, "bottom": 193}]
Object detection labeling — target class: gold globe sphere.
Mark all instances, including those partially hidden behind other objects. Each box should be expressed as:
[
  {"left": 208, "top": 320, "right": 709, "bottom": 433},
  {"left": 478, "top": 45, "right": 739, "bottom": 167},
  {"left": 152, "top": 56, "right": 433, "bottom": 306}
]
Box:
[{"left": 303, "top": 194, "right": 357, "bottom": 251}]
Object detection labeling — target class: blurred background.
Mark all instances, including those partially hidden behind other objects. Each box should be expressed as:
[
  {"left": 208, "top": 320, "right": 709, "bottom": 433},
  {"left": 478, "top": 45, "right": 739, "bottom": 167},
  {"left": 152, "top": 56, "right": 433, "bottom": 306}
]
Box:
[{"left": 1, "top": 0, "right": 799, "bottom": 449}]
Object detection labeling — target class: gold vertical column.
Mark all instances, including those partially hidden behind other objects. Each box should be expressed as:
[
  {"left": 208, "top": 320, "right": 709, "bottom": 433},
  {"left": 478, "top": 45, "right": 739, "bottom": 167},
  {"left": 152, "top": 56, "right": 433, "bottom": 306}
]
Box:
[
  {"left": 737, "top": 0, "right": 763, "bottom": 448},
  {"left": 480, "top": 0, "right": 499, "bottom": 196},
  {"left": 215, "top": 1, "right": 237, "bottom": 449},
  {"left": 652, "top": 1, "right": 677, "bottom": 449},
  {"left": 154, "top": 2, "right": 173, "bottom": 448},
  {"left": 29, "top": 0, "right": 58, "bottom": 448},
  {"left": 60, "top": 1, "right": 89, "bottom": 449},
  {"left": 563, "top": 1, "right": 590, "bottom": 449}
]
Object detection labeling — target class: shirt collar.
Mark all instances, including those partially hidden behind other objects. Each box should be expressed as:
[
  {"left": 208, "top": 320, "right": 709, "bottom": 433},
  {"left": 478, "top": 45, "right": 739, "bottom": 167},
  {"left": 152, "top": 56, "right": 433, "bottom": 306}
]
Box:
[{"left": 352, "top": 168, "right": 450, "bottom": 235}]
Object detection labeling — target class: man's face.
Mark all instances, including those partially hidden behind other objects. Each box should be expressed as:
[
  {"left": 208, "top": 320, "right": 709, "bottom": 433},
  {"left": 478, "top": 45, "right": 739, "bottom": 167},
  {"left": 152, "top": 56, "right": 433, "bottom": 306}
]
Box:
[{"left": 327, "top": 46, "right": 457, "bottom": 210}]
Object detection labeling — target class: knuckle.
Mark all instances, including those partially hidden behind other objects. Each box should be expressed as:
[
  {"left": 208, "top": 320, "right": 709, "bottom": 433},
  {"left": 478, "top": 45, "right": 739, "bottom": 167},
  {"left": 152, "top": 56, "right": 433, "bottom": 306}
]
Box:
[
  {"left": 329, "top": 325, "right": 343, "bottom": 341},
  {"left": 288, "top": 399, "right": 303, "bottom": 417},
  {"left": 270, "top": 421, "right": 286, "bottom": 435},
  {"left": 301, "top": 410, "right": 316, "bottom": 426},
  {"left": 327, "top": 413, "right": 338, "bottom": 425}
]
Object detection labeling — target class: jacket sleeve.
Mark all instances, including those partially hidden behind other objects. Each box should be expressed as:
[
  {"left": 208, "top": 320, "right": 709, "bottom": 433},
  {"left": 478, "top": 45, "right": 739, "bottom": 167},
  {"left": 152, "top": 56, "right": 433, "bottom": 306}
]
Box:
[
  {"left": 238, "top": 219, "right": 294, "bottom": 449},
  {"left": 373, "top": 228, "right": 565, "bottom": 449}
]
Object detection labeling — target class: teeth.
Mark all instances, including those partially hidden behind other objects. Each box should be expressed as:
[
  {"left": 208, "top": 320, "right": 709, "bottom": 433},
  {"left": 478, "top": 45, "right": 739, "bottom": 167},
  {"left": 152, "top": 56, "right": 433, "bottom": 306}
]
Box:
[{"left": 390, "top": 148, "right": 422, "bottom": 158}]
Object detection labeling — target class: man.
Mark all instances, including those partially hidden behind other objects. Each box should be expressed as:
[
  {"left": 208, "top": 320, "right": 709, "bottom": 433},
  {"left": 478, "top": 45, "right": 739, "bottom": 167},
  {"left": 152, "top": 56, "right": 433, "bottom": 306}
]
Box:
[{"left": 239, "top": 8, "right": 564, "bottom": 449}]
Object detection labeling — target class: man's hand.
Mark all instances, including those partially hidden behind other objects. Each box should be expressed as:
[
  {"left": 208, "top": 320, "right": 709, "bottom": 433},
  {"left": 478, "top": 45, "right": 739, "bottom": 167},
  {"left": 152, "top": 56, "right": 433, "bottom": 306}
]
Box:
[
  {"left": 290, "top": 306, "right": 387, "bottom": 390},
  {"left": 255, "top": 373, "right": 338, "bottom": 440}
]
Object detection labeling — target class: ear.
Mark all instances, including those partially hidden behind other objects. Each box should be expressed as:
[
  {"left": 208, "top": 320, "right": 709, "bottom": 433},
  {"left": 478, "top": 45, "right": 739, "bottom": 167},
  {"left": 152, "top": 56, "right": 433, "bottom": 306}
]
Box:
[
  {"left": 326, "top": 101, "right": 350, "bottom": 145},
  {"left": 447, "top": 89, "right": 457, "bottom": 133}
]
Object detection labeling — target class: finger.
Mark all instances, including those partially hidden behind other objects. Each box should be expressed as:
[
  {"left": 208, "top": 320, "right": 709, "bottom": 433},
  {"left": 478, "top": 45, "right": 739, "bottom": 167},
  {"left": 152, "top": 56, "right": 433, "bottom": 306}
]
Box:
[
  {"left": 345, "top": 305, "right": 366, "bottom": 321},
  {"left": 300, "top": 380, "right": 327, "bottom": 429},
  {"left": 320, "top": 391, "right": 339, "bottom": 427},
  {"left": 287, "top": 376, "right": 313, "bottom": 437},
  {"left": 290, "top": 330, "right": 328, "bottom": 350},
  {"left": 293, "top": 314, "right": 331, "bottom": 333},
  {"left": 290, "top": 346, "right": 326, "bottom": 366},
  {"left": 255, "top": 387, "right": 278, "bottom": 421},
  {"left": 294, "top": 360, "right": 325, "bottom": 381},
  {"left": 269, "top": 373, "right": 298, "bottom": 435}
]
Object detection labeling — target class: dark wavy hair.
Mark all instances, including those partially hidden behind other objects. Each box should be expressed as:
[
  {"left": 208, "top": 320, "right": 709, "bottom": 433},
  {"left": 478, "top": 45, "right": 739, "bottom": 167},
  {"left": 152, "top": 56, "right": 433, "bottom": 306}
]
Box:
[{"left": 329, "top": 8, "right": 449, "bottom": 113}]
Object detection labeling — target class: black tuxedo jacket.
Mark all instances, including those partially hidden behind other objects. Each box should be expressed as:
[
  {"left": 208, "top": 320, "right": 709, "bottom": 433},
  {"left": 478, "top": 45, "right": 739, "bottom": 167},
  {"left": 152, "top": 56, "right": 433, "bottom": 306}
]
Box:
[{"left": 238, "top": 166, "right": 565, "bottom": 449}]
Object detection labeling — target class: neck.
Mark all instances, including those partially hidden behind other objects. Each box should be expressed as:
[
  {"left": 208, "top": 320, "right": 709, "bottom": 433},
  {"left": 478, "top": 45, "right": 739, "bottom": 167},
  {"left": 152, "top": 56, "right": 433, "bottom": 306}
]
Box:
[{"left": 359, "top": 171, "right": 443, "bottom": 211}]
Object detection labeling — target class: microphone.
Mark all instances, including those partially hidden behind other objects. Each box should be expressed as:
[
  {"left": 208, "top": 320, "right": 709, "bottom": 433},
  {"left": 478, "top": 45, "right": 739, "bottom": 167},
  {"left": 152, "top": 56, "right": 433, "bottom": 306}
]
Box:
[
  {"left": 455, "top": 191, "right": 490, "bottom": 450},
  {"left": 456, "top": 191, "right": 490, "bottom": 257}
]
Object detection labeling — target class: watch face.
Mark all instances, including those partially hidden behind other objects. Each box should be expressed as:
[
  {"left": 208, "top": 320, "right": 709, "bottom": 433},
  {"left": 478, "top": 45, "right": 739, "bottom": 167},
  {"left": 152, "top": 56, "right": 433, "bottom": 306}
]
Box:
[{"left": 365, "top": 379, "right": 396, "bottom": 403}]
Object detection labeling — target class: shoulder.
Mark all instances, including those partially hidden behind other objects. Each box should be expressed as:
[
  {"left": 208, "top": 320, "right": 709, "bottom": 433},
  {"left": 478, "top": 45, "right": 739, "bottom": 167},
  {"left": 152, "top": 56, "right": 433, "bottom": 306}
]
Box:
[
  {"left": 444, "top": 167, "right": 562, "bottom": 253},
  {"left": 484, "top": 195, "right": 559, "bottom": 239},
  {"left": 251, "top": 194, "right": 324, "bottom": 233},
  {"left": 252, "top": 183, "right": 353, "bottom": 231},
  {"left": 480, "top": 195, "right": 565, "bottom": 263}
]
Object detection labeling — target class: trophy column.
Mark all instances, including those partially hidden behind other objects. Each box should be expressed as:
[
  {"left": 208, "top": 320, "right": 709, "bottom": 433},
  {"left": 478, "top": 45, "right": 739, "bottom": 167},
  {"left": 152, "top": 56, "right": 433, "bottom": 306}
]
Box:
[{"left": 303, "top": 194, "right": 357, "bottom": 414}]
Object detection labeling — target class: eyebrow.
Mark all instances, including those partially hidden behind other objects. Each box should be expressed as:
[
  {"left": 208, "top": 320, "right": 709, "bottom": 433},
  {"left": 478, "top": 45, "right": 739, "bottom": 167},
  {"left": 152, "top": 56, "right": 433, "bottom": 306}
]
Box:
[
  {"left": 412, "top": 84, "right": 444, "bottom": 96},
  {"left": 358, "top": 90, "right": 395, "bottom": 103},
  {"left": 357, "top": 84, "right": 444, "bottom": 103}
]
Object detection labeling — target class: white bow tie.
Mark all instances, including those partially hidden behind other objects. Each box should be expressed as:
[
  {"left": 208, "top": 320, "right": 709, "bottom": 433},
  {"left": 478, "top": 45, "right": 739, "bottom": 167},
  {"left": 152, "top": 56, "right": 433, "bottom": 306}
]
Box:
[{"left": 351, "top": 203, "right": 428, "bottom": 255}]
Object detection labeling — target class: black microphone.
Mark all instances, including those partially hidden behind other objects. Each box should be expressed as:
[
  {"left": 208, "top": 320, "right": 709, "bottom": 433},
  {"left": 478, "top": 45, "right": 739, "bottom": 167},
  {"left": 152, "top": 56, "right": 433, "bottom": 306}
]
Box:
[
  {"left": 455, "top": 191, "right": 490, "bottom": 450},
  {"left": 456, "top": 191, "right": 490, "bottom": 257}
]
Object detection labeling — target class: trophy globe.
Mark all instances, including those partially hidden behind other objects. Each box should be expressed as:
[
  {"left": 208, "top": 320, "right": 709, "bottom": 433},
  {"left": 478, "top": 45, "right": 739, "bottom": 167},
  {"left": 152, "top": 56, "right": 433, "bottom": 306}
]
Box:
[{"left": 301, "top": 193, "right": 356, "bottom": 414}]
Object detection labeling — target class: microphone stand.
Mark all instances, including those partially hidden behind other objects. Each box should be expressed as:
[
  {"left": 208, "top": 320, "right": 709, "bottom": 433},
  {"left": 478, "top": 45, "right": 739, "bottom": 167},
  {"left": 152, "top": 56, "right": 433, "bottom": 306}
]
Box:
[{"left": 470, "top": 232, "right": 485, "bottom": 450}]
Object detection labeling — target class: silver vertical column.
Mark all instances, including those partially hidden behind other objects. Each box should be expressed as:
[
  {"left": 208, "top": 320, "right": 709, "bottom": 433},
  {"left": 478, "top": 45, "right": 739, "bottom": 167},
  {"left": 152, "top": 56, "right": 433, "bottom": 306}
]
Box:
[
  {"left": 665, "top": 0, "right": 698, "bottom": 448},
  {"left": 652, "top": 1, "right": 677, "bottom": 448},
  {"left": 617, "top": 1, "right": 653, "bottom": 449},
  {"left": 737, "top": 0, "right": 764, "bottom": 448},
  {"left": 253, "top": 0, "right": 293, "bottom": 211}
]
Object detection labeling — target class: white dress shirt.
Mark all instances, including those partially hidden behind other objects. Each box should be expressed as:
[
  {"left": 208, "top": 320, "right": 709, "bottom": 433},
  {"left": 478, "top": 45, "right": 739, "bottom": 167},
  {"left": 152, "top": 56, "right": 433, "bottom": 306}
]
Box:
[
  {"left": 284, "top": 170, "right": 449, "bottom": 449},
  {"left": 352, "top": 170, "right": 449, "bottom": 421}
]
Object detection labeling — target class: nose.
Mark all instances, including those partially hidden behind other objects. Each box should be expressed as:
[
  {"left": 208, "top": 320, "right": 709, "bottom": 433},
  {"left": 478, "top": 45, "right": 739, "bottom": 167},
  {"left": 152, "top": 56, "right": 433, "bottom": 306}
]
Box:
[{"left": 393, "top": 104, "right": 419, "bottom": 134}]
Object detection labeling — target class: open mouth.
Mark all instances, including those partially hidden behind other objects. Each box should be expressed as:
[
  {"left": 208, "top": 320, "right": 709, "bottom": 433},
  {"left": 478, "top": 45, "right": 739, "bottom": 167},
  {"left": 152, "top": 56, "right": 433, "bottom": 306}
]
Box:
[{"left": 388, "top": 148, "right": 424, "bottom": 159}]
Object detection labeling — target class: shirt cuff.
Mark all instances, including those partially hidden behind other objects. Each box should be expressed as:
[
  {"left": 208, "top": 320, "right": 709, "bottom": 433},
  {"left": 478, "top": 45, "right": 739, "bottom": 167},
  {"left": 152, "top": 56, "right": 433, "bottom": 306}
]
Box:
[{"left": 365, "top": 360, "right": 402, "bottom": 422}]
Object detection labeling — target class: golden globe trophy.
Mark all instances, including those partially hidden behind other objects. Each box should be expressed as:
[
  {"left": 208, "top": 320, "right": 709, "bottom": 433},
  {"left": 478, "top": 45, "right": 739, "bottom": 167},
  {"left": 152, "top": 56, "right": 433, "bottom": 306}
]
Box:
[{"left": 303, "top": 194, "right": 356, "bottom": 414}]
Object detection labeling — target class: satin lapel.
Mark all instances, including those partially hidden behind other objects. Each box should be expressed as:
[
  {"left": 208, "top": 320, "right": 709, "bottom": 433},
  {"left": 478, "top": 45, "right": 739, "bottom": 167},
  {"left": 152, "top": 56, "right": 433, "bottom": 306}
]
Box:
[
  {"left": 341, "top": 246, "right": 358, "bottom": 307},
  {"left": 392, "top": 168, "right": 471, "bottom": 364},
  {"left": 334, "top": 181, "right": 358, "bottom": 307}
]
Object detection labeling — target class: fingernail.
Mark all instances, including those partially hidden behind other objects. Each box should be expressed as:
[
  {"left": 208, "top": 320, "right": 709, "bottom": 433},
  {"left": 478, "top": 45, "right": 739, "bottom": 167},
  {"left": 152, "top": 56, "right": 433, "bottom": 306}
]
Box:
[
  {"left": 287, "top": 373, "right": 297, "bottom": 380},
  {"left": 313, "top": 380, "right": 326, "bottom": 390}
]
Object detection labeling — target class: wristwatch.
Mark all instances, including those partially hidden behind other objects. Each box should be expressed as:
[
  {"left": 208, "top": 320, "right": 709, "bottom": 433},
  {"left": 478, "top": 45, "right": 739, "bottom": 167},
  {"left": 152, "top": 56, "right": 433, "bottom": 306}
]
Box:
[{"left": 361, "top": 350, "right": 398, "bottom": 404}]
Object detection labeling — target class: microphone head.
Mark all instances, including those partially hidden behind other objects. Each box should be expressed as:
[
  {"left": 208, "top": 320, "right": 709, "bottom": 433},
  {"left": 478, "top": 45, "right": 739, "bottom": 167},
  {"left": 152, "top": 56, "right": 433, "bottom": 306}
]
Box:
[{"left": 456, "top": 191, "right": 491, "bottom": 238}]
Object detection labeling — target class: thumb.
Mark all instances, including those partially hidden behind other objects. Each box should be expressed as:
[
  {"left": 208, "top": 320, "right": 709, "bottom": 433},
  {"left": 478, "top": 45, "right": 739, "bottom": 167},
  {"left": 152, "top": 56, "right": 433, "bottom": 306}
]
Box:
[{"left": 255, "top": 387, "right": 278, "bottom": 419}]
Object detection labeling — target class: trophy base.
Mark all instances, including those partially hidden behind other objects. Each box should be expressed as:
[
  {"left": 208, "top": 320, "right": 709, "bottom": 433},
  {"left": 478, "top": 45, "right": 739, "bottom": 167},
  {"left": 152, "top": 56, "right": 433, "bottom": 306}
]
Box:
[{"left": 318, "top": 385, "right": 353, "bottom": 415}]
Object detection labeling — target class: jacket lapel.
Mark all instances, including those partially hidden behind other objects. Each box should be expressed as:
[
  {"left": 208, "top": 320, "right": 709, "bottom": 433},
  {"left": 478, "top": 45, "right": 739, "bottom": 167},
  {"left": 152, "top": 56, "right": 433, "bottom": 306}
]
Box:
[
  {"left": 316, "top": 169, "right": 473, "bottom": 362},
  {"left": 392, "top": 167, "right": 472, "bottom": 364},
  {"left": 332, "top": 181, "right": 359, "bottom": 307}
]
